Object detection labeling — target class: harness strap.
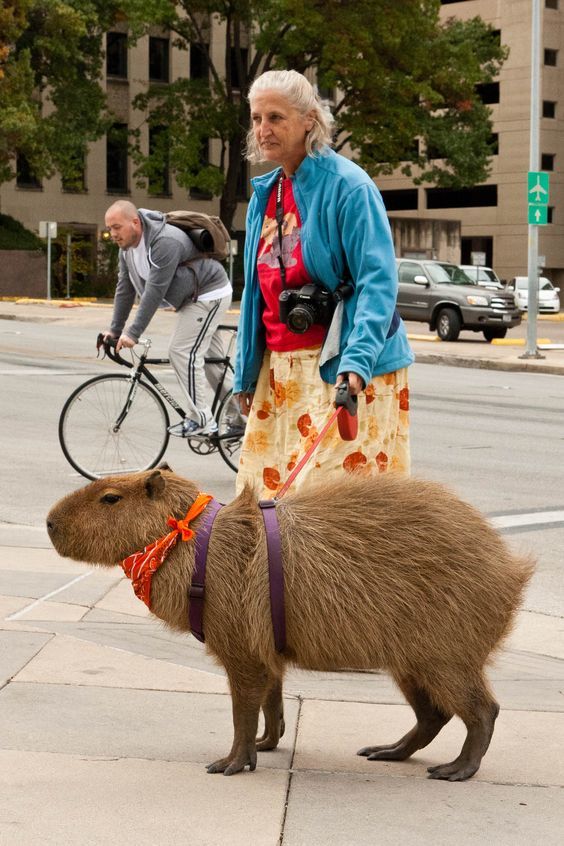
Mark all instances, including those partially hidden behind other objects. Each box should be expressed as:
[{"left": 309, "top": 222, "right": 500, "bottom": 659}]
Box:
[
  {"left": 190, "top": 498, "right": 223, "bottom": 642},
  {"left": 259, "top": 499, "right": 286, "bottom": 653}
]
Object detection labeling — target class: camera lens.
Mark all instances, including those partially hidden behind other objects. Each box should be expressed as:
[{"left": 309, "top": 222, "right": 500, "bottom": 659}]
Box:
[{"left": 287, "top": 303, "right": 316, "bottom": 334}]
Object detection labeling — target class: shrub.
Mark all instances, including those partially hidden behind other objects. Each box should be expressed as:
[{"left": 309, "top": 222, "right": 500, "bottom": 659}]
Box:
[{"left": 0, "top": 213, "right": 45, "bottom": 251}]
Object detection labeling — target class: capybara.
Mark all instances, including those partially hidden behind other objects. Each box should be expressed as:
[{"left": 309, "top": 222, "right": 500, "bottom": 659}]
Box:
[{"left": 47, "top": 469, "right": 533, "bottom": 781}]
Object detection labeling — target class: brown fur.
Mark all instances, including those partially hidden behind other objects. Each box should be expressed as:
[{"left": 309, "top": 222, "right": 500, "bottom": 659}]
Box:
[{"left": 47, "top": 469, "right": 533, "bottom": 781}]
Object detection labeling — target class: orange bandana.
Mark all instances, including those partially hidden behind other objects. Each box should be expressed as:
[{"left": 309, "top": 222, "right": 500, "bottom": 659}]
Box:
[{"left": 120, "top": 493, "right": 213, "bottom": 609}]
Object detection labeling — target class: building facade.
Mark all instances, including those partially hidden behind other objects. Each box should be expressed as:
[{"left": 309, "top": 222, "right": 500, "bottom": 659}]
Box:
[
  {"left": 1, "top": 1, "right": 562, "bottom": 290},
  {"left": 378, "top": 0, "right": 564, "bottom": 286}
]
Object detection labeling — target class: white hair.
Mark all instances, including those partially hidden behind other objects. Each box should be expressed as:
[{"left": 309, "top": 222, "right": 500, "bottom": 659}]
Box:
[{"left": 246, "top": 69, "right": 335, "bottom": 163}]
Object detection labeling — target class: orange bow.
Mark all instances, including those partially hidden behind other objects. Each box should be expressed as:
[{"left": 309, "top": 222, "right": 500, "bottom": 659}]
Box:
[{"left": 121, "top": 493, "right": 213, "bottom": 609}]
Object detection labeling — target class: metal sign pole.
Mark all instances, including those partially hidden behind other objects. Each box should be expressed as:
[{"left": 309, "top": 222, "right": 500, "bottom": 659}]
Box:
[
  {"left": 66, "top": 232, "right": 72, "bottom": 299},
  {"left": 521, "top": 0, "right": 543, "bottom": 359},
  {"left": 46, "top": 229, "right": 52, "bottom": 301}
]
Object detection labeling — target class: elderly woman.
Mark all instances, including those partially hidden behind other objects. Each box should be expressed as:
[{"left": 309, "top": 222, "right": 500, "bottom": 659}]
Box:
[{"left": 234, "top": 69, "right": 414, "bottom": 498}]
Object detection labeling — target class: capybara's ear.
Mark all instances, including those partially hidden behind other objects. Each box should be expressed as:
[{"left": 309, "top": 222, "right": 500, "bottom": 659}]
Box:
[
  {"left": 158, "top": 461, "right": 173, "bottom": 472},
  {"left": 145, "top": 470, "right": 166, "bottom": 499}
]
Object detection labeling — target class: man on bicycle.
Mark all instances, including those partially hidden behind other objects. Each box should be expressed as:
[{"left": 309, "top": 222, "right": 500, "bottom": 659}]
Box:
[{"left": 103, "top": 200, "right": 232, "bottom": 437}]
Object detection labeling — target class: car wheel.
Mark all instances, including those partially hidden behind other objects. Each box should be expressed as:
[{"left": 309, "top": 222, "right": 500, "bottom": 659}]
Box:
[
  {"left": 483, "top": 328, "right": 508, "bottom": 342},
  {"left": 436, "top": 308, "right": 461, "bottom": 342}
]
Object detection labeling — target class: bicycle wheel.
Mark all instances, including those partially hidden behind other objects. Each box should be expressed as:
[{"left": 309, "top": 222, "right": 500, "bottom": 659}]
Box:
[
  {"left": 59, "top": 374, "right": 170, "bottom": 480},
  {"left": 216, "top": 389, "right": 245, "bottom": 472}
]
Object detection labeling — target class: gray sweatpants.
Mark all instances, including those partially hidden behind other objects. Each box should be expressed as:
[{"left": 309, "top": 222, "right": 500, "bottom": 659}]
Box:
[{"left": 168, "top": 294, "right": 232, "bottom": 427}]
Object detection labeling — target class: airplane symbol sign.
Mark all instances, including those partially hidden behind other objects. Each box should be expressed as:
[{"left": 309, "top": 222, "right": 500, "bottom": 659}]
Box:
[{"left": 527, "top": 171, "right": 549, "bottom": 204}]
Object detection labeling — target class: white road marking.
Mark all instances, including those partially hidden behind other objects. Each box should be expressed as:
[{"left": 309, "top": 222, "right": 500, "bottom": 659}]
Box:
[
  {"left": 4, "top": 571, "right": 92, "bottom": 620},
  {"left": 490, "top": 510, "right": 564, "bottom": 529}
]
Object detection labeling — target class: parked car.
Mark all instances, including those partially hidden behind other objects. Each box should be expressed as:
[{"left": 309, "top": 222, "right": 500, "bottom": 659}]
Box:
[
  {"left": 459, "top": 265, "right": 504, "bottom": 289},
  {"left": 396, "top": 258, "right": 522, "bottom": 342},
  {"left": 505, "top": 276, "right": 561, "bottom": 314}
]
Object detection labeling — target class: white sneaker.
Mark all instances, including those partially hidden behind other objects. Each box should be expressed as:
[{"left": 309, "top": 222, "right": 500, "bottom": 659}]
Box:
[{"left": 168, "top": 418, "right": 218, "bottom": 438}]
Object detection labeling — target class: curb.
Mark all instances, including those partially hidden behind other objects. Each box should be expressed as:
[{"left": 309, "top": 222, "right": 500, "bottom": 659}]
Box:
[{"left": 415, "top": 351, "right": 564, "bottom": 375}]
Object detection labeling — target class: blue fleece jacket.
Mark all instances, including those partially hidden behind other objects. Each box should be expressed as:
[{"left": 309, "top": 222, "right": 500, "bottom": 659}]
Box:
[{"left": 234, "top": 148, "right": 414, "bottom": 393}]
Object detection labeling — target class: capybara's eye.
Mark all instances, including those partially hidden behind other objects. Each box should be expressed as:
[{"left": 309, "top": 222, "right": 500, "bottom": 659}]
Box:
[{"left": 101, "top": 493, "right": 122, "bottom": 504}]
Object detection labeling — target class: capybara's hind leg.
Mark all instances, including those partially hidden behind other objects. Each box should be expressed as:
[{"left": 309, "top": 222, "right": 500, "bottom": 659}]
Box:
[
  {"left": 207, "top": 665, "right": 267, "bottom": 776},
  {"left": 257, "top": 676, "right": 285, "bottom": 751},
  {"left": 358, "top": 679, "right": 451, "bottom": 762},
  {"left": 428, "top": 683, "right": 499, "bottom": 782}
]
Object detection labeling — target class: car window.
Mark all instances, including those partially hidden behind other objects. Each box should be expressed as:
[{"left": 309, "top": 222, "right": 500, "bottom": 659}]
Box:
[
  {"left": 428, "top": 263, "right": 473, "bottom": 285},
  {"left": 398, "top": 261, "right": 425, "bottom": 284},
  {"left": 540, "top": 279, "right": 554, "bottom": 291}
]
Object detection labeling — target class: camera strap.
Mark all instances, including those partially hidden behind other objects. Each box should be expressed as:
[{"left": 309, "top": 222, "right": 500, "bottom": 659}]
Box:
[{"left": 275, "top": 174, "right": 288, "bottom": 290}]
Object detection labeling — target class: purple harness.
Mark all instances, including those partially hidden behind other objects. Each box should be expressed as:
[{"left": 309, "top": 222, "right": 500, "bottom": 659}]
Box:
[{"left": 190, "top": 497, "right": 286, "bottom": 652}]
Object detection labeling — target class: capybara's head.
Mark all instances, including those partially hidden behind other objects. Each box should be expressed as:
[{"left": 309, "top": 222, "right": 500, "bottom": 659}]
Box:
[{"left": 47, "top": 469, "right": 200, "bottom": 566}]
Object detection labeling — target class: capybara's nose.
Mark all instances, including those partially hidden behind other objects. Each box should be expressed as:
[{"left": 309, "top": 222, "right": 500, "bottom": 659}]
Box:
[{"left": 46, "top": 519, "right": 55, "bottom": 533}]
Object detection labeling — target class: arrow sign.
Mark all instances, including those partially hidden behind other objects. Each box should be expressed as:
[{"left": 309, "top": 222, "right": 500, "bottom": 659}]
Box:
[{"left": 528, "top": 204, "right": 548, "bottom": 225}]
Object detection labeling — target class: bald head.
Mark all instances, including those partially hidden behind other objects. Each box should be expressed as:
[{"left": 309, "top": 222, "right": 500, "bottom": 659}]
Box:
[{"left": 105, "top": 201, "right": 143, "bottom": 250}]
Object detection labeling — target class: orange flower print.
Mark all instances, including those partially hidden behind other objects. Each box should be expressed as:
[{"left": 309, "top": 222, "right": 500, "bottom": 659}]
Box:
[
  {"left": 343, "top": 451, "right": 368, "bottom": 473},
  {"left": 287, "top": 451, "right": 299, "bottom": 471},
  {"left": 257, "top": 400, "right": 273, "bottom": 420},
  {"left": 383, "top": 372, "right": 395, "bottom": 386},
  {"left": 399, "top": 387, "right": 409, "bottom": 411},
  {"left": 376, "top": 451, "right": 388, "bottom": 472},
  {"left": 245, "top": 430, "right": 269, "bottom": 454},
  {"left": 269, "top": 369, "right": 275, "bottom": 390},
  {"left": 364, "top": 384, "right": 376, "bottom": 404},
  {"left": 284, "top": 379, "right": 301, "bottom": 407},
  {"left": 263, "top": 467, "right": 281, "bottom": 491},
  {"left": 297, "top": 413, "right": 312, "bottom": 437},
  {"left": 274, "top": 381, "right": 286, "bottom": 407},
  {"left": 303, "top": 428, "right": 320, "bottom": 452}
]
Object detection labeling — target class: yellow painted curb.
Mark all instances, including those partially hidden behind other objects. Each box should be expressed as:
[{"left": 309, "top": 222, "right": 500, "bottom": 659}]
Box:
[
  {"left": 491, "top": 337, "right": 551, "bottom": 346},
  {"left": 407, "top": 333, "right": 440, "bottom": 342}
]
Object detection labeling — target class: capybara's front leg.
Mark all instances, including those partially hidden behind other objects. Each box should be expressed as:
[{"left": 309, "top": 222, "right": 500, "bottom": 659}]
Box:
[
  {"left": 257, "top": 675, "right": 285, "bottom": 751},
  {"left": 207, "top": 666, "right": 266, "bottom": 776}
]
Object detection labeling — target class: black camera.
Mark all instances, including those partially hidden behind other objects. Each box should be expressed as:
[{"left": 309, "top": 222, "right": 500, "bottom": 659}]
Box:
[
  {"left": 278, "top": 282, "right": 353, "bottom": 334},
  {"left": 279, "top": 284, "right": 335, "bottom": 334}
]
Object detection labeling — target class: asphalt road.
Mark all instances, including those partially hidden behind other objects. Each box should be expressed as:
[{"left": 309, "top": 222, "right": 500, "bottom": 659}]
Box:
[{"left": 1, "top": 313, "right": 563, "bottom": 617}]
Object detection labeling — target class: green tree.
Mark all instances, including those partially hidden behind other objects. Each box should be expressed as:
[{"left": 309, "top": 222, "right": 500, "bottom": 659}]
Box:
[
  {"left": 126, "top": 1, "right": 507, "bottom": 229},
  {"left": 0, "top": 0, "right": 120, "bottom": 188}
]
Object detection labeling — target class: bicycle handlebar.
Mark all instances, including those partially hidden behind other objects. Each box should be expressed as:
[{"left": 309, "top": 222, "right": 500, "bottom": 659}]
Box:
[{"left": 95, "top": 333, "right": 134, "bottom": 368}]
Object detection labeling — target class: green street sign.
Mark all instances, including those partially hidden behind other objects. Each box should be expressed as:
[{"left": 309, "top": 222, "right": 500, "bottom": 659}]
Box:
[
  {"left": 528, "top": 204, "right": 548, "bottom": 225},
  {"left": 527, "top": 171, "right": 549, "bottom": 204}
]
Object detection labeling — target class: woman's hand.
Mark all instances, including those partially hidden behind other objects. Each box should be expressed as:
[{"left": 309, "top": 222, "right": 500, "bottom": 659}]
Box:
[
  {"left": 238, "top": 392, "right": 254, "bottom": 415},
  {"left": 336, "top": 372, "right": 364, "bottom": 396}
]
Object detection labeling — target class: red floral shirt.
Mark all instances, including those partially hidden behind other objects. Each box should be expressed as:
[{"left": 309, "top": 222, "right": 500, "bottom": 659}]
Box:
[{"left": 257, "top": 177, "right": 326, "bottom": 351}]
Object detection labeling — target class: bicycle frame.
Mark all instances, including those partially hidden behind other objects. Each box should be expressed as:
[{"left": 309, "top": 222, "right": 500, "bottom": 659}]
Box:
[{"left": 98, "top": 326, "right": 236, "bottom": 432}]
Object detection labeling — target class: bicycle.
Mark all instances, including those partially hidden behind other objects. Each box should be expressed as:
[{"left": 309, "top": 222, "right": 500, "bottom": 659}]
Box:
[{"left": 59, "top": 325, "right": 245, "bottom": 480}]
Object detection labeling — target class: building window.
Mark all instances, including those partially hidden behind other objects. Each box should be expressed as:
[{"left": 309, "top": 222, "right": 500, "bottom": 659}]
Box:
[
  {"left": 544, "top": 48, "right": 558, "bottom": 66},
  {"left": 547, "top": 206, "right": 554, "bottom": 223},
  {"left": 190, "top": 140, "right": 212, "bottom": 200},
  {"left": 541, "top": 153, "right": 555, "bottom": 171},
  {"left": 106, "top": 32, "right": 128, "bottom": 78},
  {"left": 426, "top": 185, "right": 497, "bottom": 209},
  {"left": 62, "top": 151, "right": 86, "bottom": 193},
  {"left": 230, "top": 47, "right": 248, "bottom": 90},
  {"left": 476, "top": 82, "right": 500, "bottom": 105},
  {"left": 148, "top": 126, "right": 170, "bottom": 196},
  {"left": 149, "top": 37, "right": 169, "bottom": 82},
  {"left": 546, "top": 1, "right": 559, "bottom": 10},
  {"left": 190, "top": 42, "right": 208, "bottom": 80},
  {"left": 543, "top": 100, "right": 556, "bottom": 118},
  {"left": 489, "top": 133, "right": 499, "bottom": 155},
  {"left": 16, "top": 154, "right": 41, "bottom": 189},
  {"left": 236, "top": 160, "right": 249, "bottom": 201},
  {"left": 106, "top": 123, "right": 128, "bottom": 193},
  {"left": 380, "top": 189, "right": 418, "bottom": 211}
]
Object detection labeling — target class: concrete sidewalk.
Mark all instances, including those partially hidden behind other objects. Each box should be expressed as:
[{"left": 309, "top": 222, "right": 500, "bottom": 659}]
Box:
[
  {"left": 2, "top": 297, "right": 564, "bottom": 375},
  {"left": 0, "top": 526, "right": 563, "bottom": 845}
]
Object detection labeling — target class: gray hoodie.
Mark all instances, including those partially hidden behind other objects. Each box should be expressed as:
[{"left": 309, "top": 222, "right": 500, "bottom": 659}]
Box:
[{"left": 110, "top": 208, "right": 231, "bottom": 341}]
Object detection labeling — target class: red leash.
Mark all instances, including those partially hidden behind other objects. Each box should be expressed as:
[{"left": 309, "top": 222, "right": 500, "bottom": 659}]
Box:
[{"left": 275, "top": 381, "right": 358, "bottom": 500}]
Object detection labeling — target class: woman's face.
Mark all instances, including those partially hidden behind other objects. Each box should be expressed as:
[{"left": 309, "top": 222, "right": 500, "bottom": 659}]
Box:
[{"left": 250, "top": 90, "right": 314, "bottom": 175}]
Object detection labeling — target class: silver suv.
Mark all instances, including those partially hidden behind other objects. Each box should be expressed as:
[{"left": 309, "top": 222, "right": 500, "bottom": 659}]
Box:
[{"left": 396, "top": 259, "right": 521, "bottom": 342}]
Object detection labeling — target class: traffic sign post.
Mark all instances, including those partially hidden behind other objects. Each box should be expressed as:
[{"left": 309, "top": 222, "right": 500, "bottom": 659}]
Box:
[
  {"left": 39, "top": 221, "right": 58, "bottom": 300},
  {"left": 527, "top": 171, "right": 549, "bottom": 226}
]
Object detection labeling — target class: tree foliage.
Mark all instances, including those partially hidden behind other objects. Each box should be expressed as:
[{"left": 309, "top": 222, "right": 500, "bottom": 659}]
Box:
[
  {"left": 0, "top": 0, "right": 120, "bottom": 187},
  {"left": 125, "top": 0, "right": 507, "bottom": 229}
]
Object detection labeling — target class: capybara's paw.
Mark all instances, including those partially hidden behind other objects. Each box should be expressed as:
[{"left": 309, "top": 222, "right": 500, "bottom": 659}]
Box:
[
  {"left": 256, "top": 716, "right": 285, "bottom": 751},
  {"left": 206, "top": 751, "right": 257, "bottom": 776},
  {"left": 357, "top": 744, "right": 411, "bottom": 761},
  {"left": 427, "top": 760, "right": 479, "bottom": 782}
]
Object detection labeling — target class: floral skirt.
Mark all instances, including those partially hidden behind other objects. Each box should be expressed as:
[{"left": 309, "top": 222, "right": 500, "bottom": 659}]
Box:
[{"left": 235, "top": 347, "right": 410, "bottom": 500}]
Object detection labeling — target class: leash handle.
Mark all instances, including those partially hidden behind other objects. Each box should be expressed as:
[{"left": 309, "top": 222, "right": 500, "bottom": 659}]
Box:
[{"left": 335, "top": 378, "right": 358, "bottom": 441}]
